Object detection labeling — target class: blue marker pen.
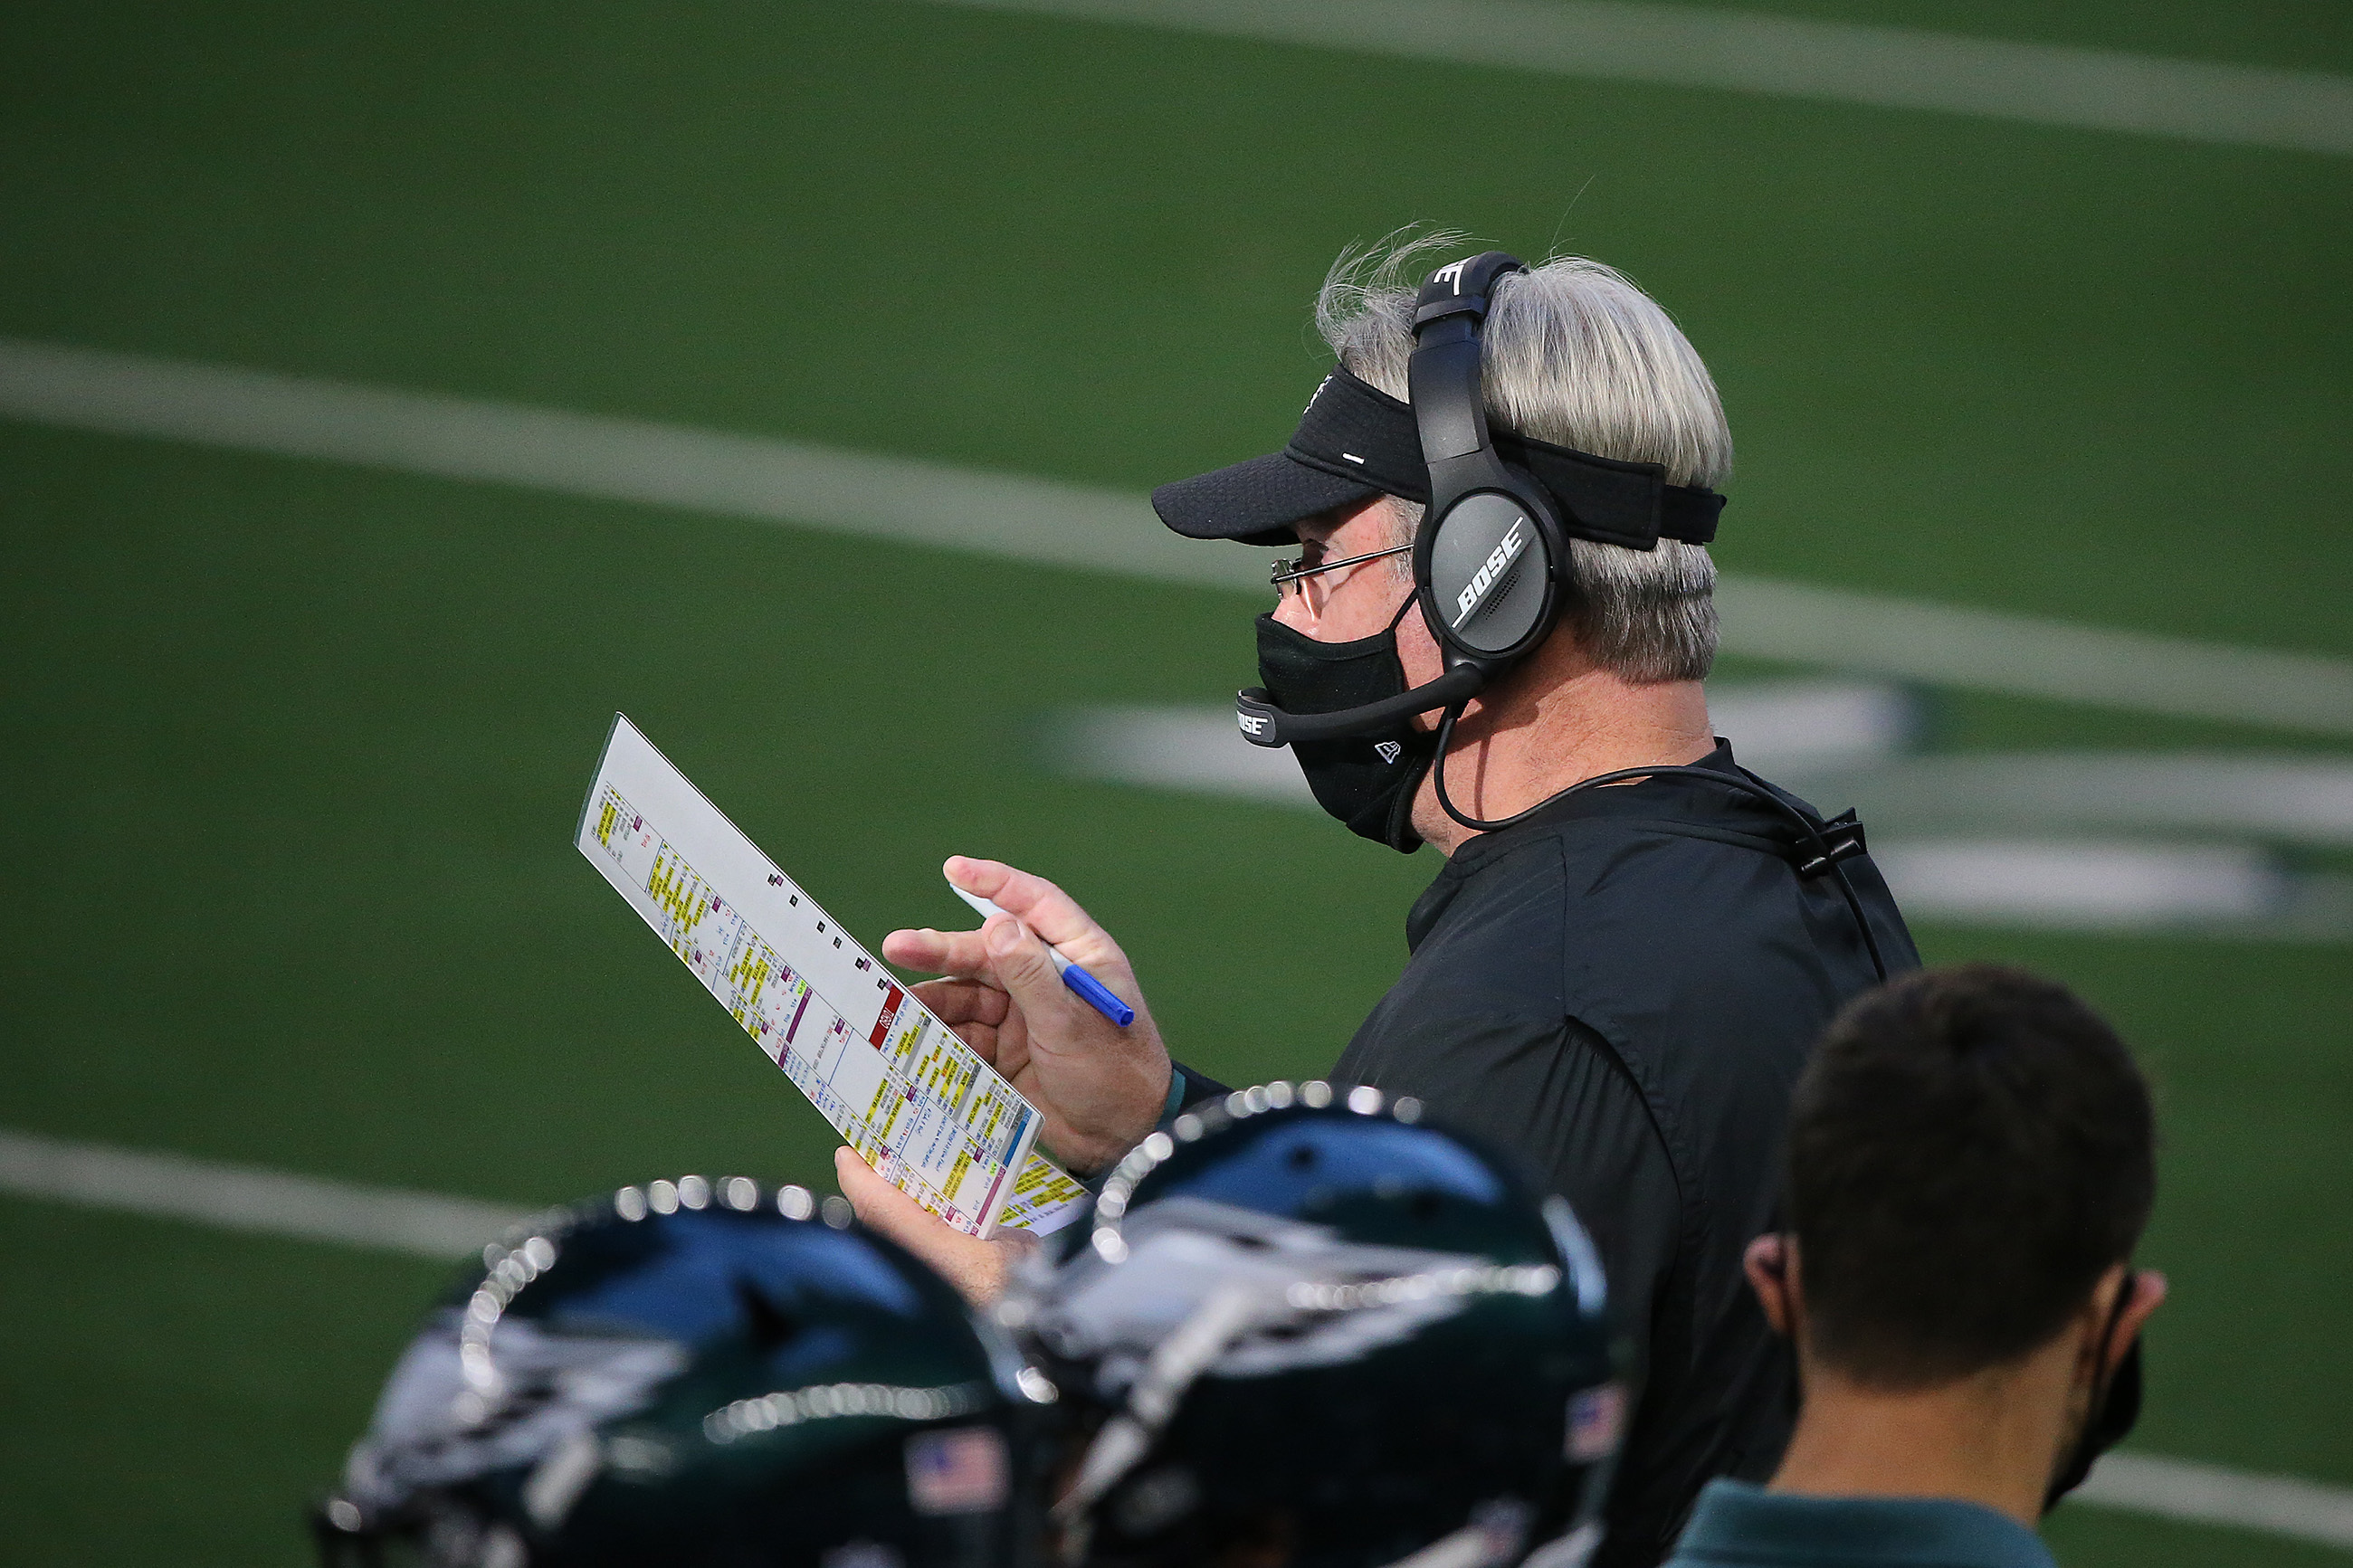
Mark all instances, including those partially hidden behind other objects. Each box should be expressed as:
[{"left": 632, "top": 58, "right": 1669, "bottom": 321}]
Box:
[{"left": 948, "top": 882, "right": 1137, "bottom": 1028}]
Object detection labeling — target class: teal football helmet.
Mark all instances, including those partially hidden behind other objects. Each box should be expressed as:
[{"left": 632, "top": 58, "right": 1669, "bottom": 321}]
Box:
[
  {"left": 1004, "top": 1084, "right": 1624, "bottom": 1568},
  {"left": 316, "top": 1176, "right": 1053, "bottom": 1568}
]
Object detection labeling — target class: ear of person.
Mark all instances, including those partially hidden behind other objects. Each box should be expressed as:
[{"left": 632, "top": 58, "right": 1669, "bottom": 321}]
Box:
[
  {"left": 1742, "top": 1233, "right": 1798, "bottom": 1339},
  {"left": 2085, "top": 1266, "right": 2167, "bottom": 1381}
]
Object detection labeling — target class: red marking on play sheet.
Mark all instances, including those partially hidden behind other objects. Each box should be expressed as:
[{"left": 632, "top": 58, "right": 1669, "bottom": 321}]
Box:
[
  {"left": 871, "top": 984, "right": 905, "bottom": 1046},
  {"left": 976, "top": 1152, "right": 1012, "bottom": 1224}
]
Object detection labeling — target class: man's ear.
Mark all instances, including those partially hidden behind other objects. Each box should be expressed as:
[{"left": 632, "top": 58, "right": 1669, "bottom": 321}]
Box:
[
  {"left": 1744, "top": 1233, "right": 1797, "bottom": 1339},
  {"left": 2110, "top": 1269, "right": 2167, "bottom": 1375},
  {"left": 2070, "top": 1265, "right": 2167, "bottom": 1388}
]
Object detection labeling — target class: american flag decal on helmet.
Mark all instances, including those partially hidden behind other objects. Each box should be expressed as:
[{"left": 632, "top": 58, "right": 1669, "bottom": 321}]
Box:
[
  {"left": 905, "top": 1427, "right": 1010, "bottom": 1516},
  {"left": 1567, "top": 1383, "right": 1626, "bottom": 1463}
]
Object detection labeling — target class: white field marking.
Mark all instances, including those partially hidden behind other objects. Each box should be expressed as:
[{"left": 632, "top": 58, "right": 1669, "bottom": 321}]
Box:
[
  {"left": 0, "top": 1126, "right": 527, "bottom": 1260},
  {"left": 2079, "top": 1452, "right": 2353, "bottom": 1551},
  {"left": 1052, "top": 681, "right": 1923, "bottom": 809},
  {"left": 1783, "top": 752, "right": 2353, "bottom": 848},
  {"left": 1055, "top": 704, "right": 1317, "bottom": 807},
  {"left": 1695, "top": 679, "right": 1922, "bottom": 773},
  {"left": 1051, "top": 696, "right": 2353, "bottom": 847},
  {"left": 1712, "top": 577, "right": 2353, "bottom": 741},
  {"left": 5, "top": 337, "right": 2352, "bottom": 736},
  {"left": 1043, "top": 703, "right": 2353, "bottom": 937},
  {"left": 1870, "top": 839, "right": 2353, "bottom": 938},
  {"left": 0, "top": 337, "right": 1233, "bottom": 594},
  {"left": 2, "top": 1126, "right": 2351, "bottom": 1553},
  {"left": 922, "top": 0, "right": 2353, "bottom": 158}
]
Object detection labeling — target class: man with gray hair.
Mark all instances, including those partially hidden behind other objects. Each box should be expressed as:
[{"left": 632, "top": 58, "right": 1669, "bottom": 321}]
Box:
[{"left": 847, "top": 234, "right": 1919, "bottom": 1567}]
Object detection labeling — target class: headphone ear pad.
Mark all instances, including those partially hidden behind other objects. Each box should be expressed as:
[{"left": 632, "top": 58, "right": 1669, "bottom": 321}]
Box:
[{"left": 1415, "top": 477, "right": 1567, "bottom": 663}]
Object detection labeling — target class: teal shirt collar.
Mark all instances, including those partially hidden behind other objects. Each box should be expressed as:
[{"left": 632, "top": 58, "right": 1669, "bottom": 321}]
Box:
[{"left": 1669, "top": 1479, "right": 2057, "bottom": 1568}]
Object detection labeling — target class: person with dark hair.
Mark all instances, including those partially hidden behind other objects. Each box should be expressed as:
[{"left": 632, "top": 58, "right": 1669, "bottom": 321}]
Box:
[{"left": 1665, "top": 965, "right": 2167, "bottom": 1568}]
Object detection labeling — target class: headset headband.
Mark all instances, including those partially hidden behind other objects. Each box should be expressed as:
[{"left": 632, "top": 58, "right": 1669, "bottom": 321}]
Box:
[
  {"left": 1409, "top": 252, "right": 1567, "bottom": 670},
  {"left": 1407, "top": 251, "right": 1525, "bottom": 477},
  {"left": 1283, "top": 368, "right": 1722, "bottom": 551}
]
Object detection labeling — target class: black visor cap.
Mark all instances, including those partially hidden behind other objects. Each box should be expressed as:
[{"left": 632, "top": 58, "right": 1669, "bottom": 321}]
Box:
[
  {"left": 1151, "top": 366, "right": 1724, "bottom": 552},
  {"left": 1150, "top": 451, "right": 1386, "bottom": 547}
]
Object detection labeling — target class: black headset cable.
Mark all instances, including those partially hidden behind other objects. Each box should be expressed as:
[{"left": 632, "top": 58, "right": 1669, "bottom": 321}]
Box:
[{"left": 1430, "top": 701, "right": 1890, "bottom": 982}]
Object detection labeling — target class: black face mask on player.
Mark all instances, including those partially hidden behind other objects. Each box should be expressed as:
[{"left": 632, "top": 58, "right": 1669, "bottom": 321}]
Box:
[
  {"left": 1253, "top": 595, "right": 1438, "bottom": 853},
  {"left": 2043, "top": 1283, "right": 2147, "bottom": 1514}
]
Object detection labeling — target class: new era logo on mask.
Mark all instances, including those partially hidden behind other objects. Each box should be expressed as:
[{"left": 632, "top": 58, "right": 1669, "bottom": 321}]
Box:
[{"left": 1375, "top": 741, "right": 1404, "bottom": 764}]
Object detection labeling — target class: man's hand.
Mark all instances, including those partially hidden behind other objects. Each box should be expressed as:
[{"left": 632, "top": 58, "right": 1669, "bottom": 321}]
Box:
[
  {"left": 883, "top": 856, "right": 1170, "bottom": 1175},
  {"left": 835, "top": 1147, "right": 1034, "bottom": 1307}
]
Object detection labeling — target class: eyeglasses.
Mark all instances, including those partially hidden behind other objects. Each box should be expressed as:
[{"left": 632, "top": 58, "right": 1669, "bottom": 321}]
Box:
[{"left": 1270, "top": 541, "right": 1413, "bottom": 603}]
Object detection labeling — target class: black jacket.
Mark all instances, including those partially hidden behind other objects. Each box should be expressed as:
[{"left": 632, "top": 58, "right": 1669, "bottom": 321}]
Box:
[{"left": 1329, "top": 742, "right": 1918, "bottom": 1567}]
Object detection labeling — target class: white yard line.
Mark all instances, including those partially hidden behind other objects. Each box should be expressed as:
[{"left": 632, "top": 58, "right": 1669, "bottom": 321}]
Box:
[
  {"left": 1053, "top": 683, "right": 1929, "bottom": 806},
  {"left": 1053, "top": 703, "right": 1319, "bottom": 807},
  {"left": 2, "top": 1124, "right": 2349, "bottom": 1551},
  {"left": 922, "top": 0, "right": 2353, "bottom": 157},
  {"left": 0, "top": 1126, "right": 525, "bottom": 1260},
  {"left": 1782, "top": 752, "right": 2353, "bottom": 848},
  {"left": 1868, "top": 839, "right": 2353, "bottom": 939},
  {"left": 1048, "top": 706, "right": 2353, "bottom": 845},
  {"left": 1043, "top": 704, "right": 2353, "bottom": 937},
  {"left": 5, "top": 336, "right": 2352, "bottom": 737},
  {"left": 1715, "top": 578, "right": 2353, "bottom": 739},
  {"left": 2077, "top": 1453, "right": 2353, "bottom": 1550},
  {"left": 0, "top": 337, "right": 1222, "bottom": 590}
]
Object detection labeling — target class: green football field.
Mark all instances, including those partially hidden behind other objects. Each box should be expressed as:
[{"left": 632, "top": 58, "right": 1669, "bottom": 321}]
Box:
[{"left": 4, "top": 2, "right": 2349, "bottom": 1563}]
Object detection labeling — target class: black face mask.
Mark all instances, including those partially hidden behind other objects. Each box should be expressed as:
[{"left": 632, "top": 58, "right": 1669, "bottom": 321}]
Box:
[
  {"left": 1253, "top": 599, "right": 1437, "bottom": 853},
  {"left": 2044, "top": 1281, "right": 2145, "bottom": 1513}
]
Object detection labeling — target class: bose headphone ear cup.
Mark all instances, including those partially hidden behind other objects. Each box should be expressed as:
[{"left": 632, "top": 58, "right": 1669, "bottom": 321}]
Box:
[
  {"left": 1405, "top": 252, "right": 1572, "bottom": 674},
  {"left": 1415, "top": 470, "right": 1568, "bottom": 665}
]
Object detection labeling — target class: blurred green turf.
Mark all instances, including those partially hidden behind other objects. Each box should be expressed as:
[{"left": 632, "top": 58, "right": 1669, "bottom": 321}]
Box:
[
  {"left": 5, "top": 0, "right": 2349, "bottom": 651},
  {"left": 4, "top": 2, "right": 2349, "bottom": 1564},
  {"left": 0, "top": 423, "right": 1433, "bottom": 1202},
  {"left": 1647, "top": 0, "right": 2353, "bottom": 75},
  {"left": 2043, "top": 1504, "right": 2353, "bottom": 1568},
  {"left": 0, "top": 1198, "right": 454, "bottom": 1568}
]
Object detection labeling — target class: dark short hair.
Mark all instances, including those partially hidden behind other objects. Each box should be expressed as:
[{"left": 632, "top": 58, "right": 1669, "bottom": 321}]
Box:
[{"left": 1786, "top": 965, "right": 2156, "bottom": 1387}]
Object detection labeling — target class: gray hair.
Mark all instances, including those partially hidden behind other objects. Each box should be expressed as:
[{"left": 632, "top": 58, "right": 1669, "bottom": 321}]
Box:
[{"left": 1315, "top": 230, "right": 1729, "bottom": 683}]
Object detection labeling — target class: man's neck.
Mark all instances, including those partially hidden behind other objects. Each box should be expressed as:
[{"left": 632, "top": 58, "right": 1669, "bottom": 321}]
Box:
[
  {"left": 1768, "top": 1353, "right": 2074, "bottom": 1528},
  {"left": 1411, "top": 662, "right": 1716, "bottom": 856}
]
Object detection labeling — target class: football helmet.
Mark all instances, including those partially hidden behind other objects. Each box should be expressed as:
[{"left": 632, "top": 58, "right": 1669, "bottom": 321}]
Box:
[
  {"left": 1004, "top": 1084, "right": 1623, "bottom": 1568},
  {"left": 315, "top": 1176, "right": 1052, "bottom": 1568}
]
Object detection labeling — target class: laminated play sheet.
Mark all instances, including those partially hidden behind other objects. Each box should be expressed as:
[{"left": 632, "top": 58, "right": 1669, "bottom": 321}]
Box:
[{"left": 576, "top": 714, "right": 1089, "bottom": 1238}]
